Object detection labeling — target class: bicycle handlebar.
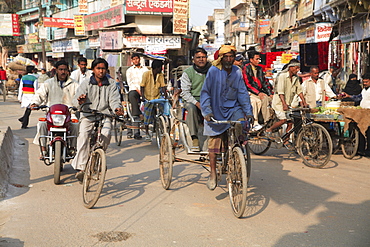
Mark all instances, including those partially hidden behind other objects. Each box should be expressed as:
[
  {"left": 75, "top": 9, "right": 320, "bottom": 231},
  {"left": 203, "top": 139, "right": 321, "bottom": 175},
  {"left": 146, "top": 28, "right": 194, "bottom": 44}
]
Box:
[
  {"left": 210, "top": 117, "right": 251, "bottom": 124},
  {"left": 289, "top": 107, "right": 311, "bottom": 112}
]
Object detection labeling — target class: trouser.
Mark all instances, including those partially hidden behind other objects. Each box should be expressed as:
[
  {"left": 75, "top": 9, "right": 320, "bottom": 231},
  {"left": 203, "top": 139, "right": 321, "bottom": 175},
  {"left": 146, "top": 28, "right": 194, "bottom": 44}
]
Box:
[
  {"left": 250, "top": 93, "right": 270, "bottom": 124},
  {"left": 71, "top": 117, "right": 112, "bottom": 171},
  {"left": 128, "top": 90, "right": 141, "bottom": 135},
  {"left": 19, "top": 107, "right": 32, "bottom": 128},
  {"left": 358, "top": 126, "right": 370, "bottom": 152},
  {"left": 184, "top": 102, "right": 202, "bottom": 137},
  {"left": 33, "top": 121, "right": 79, "bottom": 149}
]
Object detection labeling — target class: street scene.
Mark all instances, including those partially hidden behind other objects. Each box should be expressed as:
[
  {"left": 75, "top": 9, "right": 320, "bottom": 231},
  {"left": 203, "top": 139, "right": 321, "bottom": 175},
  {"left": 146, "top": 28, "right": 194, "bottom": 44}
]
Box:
[
  {"left": 0, "top": 95, "right": 370, "bottom": 246},
  {"left": 1, "top": 0, "right": 370, "bottom": 246}
]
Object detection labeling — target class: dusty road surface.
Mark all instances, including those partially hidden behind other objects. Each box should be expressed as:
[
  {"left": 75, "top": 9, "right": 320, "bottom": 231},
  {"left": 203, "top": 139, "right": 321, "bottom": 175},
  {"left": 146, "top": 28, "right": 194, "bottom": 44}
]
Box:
[{"left": 1, "top": 96, "right": 370, "bottom": 247}]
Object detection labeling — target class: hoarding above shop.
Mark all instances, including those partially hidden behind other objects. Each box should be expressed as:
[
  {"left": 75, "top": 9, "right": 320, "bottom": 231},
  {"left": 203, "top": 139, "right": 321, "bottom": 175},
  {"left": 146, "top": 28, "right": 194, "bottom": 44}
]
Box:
[
  {"left": 43, "top": 17, "right": 74, "bottom": 29},
  {"left": 123, "top": 35, "right": 181, "bottom": 49},
  {"left": 52, "top": 39, "right": 79, "bottom": 52},
  {"left": 84, "top": 5, "right": 125, "bottom": 31},
  {"left": 0, "top": 14, "right": 20, "bottom": 36},
  {"left": 126, "top": 0, "right": 173, "bottom": 15},
  {"left": 173, "top": 0, "right": 188, "bottom": 35},
  {"left": 99, "top": 31, "right": 124, "bottom": 50}
]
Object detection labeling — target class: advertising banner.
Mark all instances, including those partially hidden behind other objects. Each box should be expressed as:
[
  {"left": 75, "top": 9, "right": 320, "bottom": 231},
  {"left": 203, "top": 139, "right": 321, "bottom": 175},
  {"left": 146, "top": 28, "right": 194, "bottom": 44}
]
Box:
[
  {"left": 78, "top": 0, "right": 88, "bottom": 14},
  {"left": 259, "top": 19, "right": 270, "bottom": 35},
  {"left": 99, "top": 31, "right": 123, "bottom": 50},
  {"left": 315, "top": 22, "right": 333, "bottom": 42},
  {"left": 27, "top": 32, "right": 39, "bottom": 43},
  {"left": 126, "top": 0, "right": 173, "bottom": 15},
  {"left": 173, "top": 0, "right": 188, "bottom": 35},
  {"left": 74, "top": 15, "right": 85, "bottom": 36},
  {"left": 43, "top": 17, "right": 74, "bottom": 29},
  {"left": 54, "top": 28, "right": 68, "bottom": 40},
  {"left": 123, "top": 35, "right": 181, "bottom": 49},
  {"left": 52, "top": 39, "right": 80, "bottom": 52},
  {"left": 84, "top": 5, "right": 125, "bottom": 31},
  {"left": 0, "top": 14, "right": 20, "bottom": 36},
  {"left": 339, "top": 21, "right": 356, "bottom": 43}
]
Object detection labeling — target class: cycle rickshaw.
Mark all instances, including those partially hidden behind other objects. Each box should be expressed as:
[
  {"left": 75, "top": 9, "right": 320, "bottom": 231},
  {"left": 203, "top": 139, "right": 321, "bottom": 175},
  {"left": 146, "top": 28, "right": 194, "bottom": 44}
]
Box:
[{"left": 158, "top": 97, "right": 252, "bottom": 218}]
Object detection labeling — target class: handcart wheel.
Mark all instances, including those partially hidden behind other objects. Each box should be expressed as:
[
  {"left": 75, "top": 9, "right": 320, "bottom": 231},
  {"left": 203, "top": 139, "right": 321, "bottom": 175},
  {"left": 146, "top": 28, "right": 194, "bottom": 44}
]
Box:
[
  {"left": 341, "top": 123, "right": 359, "bottom": 159},
  {"left": 159, "top": 133, "right": 174, "bottom": 190}
]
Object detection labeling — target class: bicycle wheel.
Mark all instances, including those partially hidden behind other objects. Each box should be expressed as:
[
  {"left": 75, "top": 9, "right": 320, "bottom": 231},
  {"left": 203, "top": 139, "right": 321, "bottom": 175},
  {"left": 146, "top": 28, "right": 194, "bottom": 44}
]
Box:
[
  {"left": 54, "top": 140, "right": 62, "bottom": 185},
  {"left": 248, "top": 133, "right": 271, "bottom": 155},
  {"left": 297, "top": 123, "right": 333, "bottom": 168},
  {"left": 341, "top": 124, "right": 359, "bottom": 159},
  {"left": 114, "top": 119, "right": 122, "bottom": 146},
  {"left": 155, "top": 116, "right": 167, "bottom": 149},
  {"left": 159, "top": 133, "right": 173, "bottom": 190},
  {"left": 83, "top": 148, "right": 107, "bottom": 209},
  {"left": 228, "top": 146, "right": 248, "bottom": 218}
]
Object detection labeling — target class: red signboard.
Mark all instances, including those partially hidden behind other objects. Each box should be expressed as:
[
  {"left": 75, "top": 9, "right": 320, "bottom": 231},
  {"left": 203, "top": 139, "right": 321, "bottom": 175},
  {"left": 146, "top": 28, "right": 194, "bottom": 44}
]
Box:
[
  {"left": 84, "top": 5, "right": 125, "bottom": 31},
  {"left": 43, "top": 17, "right": 75, "bottom": 29},
  {"left": 12, "top": 14, "right": 20, "bottom": 36},
  {"left": 126, "top": 0, "right": 173, "bottom": 15}
]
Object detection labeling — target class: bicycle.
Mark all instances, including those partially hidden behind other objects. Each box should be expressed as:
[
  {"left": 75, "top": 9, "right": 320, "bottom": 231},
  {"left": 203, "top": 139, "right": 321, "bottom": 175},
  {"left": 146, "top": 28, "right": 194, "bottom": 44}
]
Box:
[
  {"left": 248, "top": 108, "right": 333, "bottom": 168},
  {"left": 160, "top": 117, "right": 252, "bottom": 218},
  {"left": 81, "top": 107, "right": 116, "bottom": 209}
]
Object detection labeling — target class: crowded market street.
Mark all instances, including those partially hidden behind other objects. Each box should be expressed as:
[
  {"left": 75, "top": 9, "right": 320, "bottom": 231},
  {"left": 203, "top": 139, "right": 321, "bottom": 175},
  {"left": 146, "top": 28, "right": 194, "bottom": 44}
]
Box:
[{"left": 0, "top": 95, "right": 370, "bottom": 246}]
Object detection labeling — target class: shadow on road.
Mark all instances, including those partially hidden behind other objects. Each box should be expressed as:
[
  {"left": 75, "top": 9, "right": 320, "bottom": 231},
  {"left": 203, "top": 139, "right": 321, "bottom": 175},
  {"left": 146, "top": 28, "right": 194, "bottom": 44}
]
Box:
[{"left": 273, "top": 200, "right": 370, "bottom": 246}]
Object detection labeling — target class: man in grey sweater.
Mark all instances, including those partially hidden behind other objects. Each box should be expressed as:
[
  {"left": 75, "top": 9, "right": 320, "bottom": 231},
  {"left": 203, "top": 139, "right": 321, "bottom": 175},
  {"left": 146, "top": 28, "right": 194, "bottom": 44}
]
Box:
[{"left": 72, "top": 58, "right": 123, "bottom": 181}]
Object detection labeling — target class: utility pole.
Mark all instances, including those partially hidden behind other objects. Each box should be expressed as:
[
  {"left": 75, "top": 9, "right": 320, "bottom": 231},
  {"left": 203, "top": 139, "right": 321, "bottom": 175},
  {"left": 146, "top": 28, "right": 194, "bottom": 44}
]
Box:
[{"left": 38, "top": 0, "right": 46, "bottom": 68}]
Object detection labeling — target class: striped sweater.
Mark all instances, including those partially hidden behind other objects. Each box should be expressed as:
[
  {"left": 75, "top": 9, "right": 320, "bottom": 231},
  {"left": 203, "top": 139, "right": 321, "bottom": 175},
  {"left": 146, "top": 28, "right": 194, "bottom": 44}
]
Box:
[{"left": 21, "top": 74, "right": 37, "bottom": 94}]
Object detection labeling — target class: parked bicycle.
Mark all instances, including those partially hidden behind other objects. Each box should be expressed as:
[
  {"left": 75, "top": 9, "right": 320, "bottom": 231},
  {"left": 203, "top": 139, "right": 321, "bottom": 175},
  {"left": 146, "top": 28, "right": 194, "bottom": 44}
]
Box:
[{"left": 248, "top": 107, "right": 333, "bottom": 168}]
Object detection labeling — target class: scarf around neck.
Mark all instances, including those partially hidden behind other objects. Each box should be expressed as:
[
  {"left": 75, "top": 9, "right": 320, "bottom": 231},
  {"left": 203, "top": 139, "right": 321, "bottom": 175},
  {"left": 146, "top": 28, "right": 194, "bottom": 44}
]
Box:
[{"left": 193, "top": 62, "right": 211, "bottom": 74}]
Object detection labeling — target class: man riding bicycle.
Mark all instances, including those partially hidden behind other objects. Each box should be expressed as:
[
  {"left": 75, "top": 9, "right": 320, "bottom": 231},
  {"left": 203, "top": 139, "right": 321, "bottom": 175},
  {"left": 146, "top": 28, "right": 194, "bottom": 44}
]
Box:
[
  {"left": 72, "top": 58, "right": 123, "bottom": 182},
  {"left": 200, "top": 45, "right": 253, "bottom": 190}
]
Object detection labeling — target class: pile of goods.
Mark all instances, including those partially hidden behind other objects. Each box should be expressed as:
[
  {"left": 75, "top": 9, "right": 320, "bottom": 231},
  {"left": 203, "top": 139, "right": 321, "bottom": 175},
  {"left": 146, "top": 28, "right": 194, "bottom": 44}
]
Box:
[{"left": 6, "top": 55, "right": 36, "bottom": 90}]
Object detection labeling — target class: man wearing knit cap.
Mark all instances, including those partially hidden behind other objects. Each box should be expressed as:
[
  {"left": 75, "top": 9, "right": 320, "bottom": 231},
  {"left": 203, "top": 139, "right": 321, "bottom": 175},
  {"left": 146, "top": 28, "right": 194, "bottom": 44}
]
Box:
[
  {"left": 200, "top": 45, "right": 253, "bottom": 190},
  {"left": 266, "top": 59, "right": 308, "bottom": 147}
]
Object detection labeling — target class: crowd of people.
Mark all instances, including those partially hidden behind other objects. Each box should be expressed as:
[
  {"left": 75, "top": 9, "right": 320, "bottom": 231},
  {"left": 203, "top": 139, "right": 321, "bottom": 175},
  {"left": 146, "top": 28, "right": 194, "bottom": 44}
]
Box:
[{"left": 6, "top": 44, "right": 370, "bottom": 190}]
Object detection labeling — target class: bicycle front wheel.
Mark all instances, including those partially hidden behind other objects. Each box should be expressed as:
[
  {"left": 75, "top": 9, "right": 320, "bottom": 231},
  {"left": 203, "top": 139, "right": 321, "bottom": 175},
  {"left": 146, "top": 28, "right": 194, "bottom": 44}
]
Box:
[
  {"left": 297, "top": 123, "right": 333, "bottom": 168},
  {"left": 248, "top": 133, "right": 271, "bottom": 155},
  {"left": 114, "top": 119, "right": 122, "bottom": 146},
  {"left": 83, "top": 148, "right": 107, "bottom": 209},
  {"left": 159, "top": 133, "right": 173, "bottom": 190},
  {"left": 155, "top": 116, "right": 167, "bottom": 149},
  {"left": 341, "top": 123, "right": 359, "bottom": 159},
  {"left": 228, "top": 146, "right": 248, "bottom": 218}
]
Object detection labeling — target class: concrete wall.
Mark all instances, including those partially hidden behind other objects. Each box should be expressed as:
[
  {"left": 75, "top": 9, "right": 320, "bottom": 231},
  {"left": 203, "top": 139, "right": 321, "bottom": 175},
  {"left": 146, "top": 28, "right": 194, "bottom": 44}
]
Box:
[{"left": 0, "top": 127, "right": 14, "bottom": 198}]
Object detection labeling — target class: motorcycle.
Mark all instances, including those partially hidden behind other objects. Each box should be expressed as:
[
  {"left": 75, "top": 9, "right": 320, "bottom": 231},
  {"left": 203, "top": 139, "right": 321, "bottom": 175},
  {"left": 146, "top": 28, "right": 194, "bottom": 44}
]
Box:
[{"left": 38, "top": 104, "right": 78, "bottom": 184}]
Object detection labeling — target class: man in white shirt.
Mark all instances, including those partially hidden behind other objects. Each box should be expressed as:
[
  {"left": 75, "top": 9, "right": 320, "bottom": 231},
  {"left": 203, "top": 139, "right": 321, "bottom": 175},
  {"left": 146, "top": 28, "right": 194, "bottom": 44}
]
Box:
[
  {"left": 126, "top": 53, "right": 149, "bottom": 139},
  {"left": 302, "top": 66, "right": 337, "bottom": 108},
  {"left": 70, "top": 57, "right": 92, "bottom": 84}
]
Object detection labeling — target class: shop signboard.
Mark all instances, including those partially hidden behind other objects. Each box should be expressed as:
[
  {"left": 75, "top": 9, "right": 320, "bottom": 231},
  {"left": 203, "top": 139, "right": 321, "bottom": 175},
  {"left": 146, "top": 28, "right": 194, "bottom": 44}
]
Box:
[
  {"left": 74, "top": 15, "right": 85, "bottom": 36},
  {"left": 52, "top": 39, "right": 80, "bottom": 52},
  {"left": 27, "top": 32, "right": 39, "bottom": 43},
  {"left": 21, "top": 12, "right": 38, "bottom": 22},
  {"left": 99, "top": 31, "right": 123, "bottom": 50},
  {"left": 78, "top": 0, "right": 88, "bottom": 14},
  {"left": 339, "top": 21, "right": 356, "bottom": 43},
  {"left": 315, "top": 22, "right": 333, "bottom": 42},
  {"left": 173, "top": 0, "right": 188, "bottom": 35},
  {"left": 145, "top": 44, "right": 167, "bottom": 54},
  {"left": 52, "top": 52, "right": 65, "bottom": 58},
  {"left": 88, "top": 37, "right": 100, "bottom": 47},
  {"left": 43, "top": 17, "right": 74, "bottom": 29},
  {"left": 291, "top": 32, "right": 299, "bottom": 52},
  {"left": 84, "top": 5, "right": 125, "bottom": 31},
  {"left": 259, "top": 19, "right": 270, "bottom": 35},
  {"left": 305, "top": 25, "right": 315, "bottom": 43},
  {"left": 123, "top": 35, "right": 181, "bottom": 49},
  {"left": 126, "top": 0, "right": 173, "bottom": 16},
  {"left": 0, "top": 14, "right": 20, "bottom": 36},
  {"left": 297, "top": 0, "right": 313, "bottom": 21},
  {"left": 298, "top": 28, "right": 306, "bottom": 44},
  {"left": 54, "top": 28, "right": 68, "bottom": 40}
]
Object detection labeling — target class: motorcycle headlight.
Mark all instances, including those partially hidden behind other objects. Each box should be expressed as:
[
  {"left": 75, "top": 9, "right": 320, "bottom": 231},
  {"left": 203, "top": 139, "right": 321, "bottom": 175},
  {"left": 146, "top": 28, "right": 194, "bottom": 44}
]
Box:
[{"left": 51, "top": 114, "right": 66, "bottom": 126}]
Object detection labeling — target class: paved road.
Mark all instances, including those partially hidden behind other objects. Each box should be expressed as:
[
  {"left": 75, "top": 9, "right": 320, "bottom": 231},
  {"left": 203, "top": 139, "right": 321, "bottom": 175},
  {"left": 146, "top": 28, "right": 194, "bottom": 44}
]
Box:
[{"left": 0, "top": 96, "right": 370, "bottom": 247}]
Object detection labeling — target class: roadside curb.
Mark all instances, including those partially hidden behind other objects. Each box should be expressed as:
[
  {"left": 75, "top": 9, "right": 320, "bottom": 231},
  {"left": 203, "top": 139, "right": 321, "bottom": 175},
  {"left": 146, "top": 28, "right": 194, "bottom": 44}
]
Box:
[{"left": 0, "top": 127, "right": 14, "bottom": 198}]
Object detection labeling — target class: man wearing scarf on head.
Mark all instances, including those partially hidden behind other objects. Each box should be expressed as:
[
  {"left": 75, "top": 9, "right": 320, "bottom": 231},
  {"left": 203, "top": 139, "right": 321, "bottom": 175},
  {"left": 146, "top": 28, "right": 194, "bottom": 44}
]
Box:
[
  {"left": 200, "top": 45, "right": 253, "bottom": 190},
  {"left": 180, "top": 47, "right": 212, "bottom": 151},
  {"left": 265, "top": 59, "right": 308, "bottom": 147}
]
